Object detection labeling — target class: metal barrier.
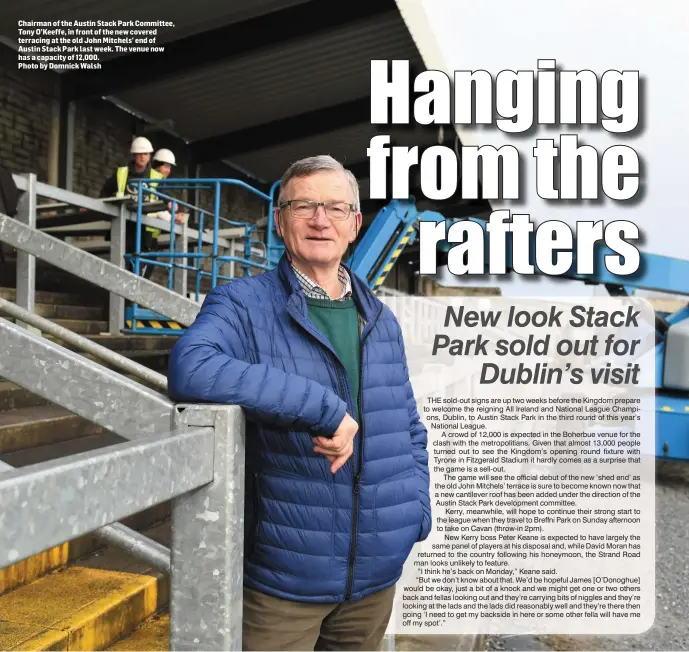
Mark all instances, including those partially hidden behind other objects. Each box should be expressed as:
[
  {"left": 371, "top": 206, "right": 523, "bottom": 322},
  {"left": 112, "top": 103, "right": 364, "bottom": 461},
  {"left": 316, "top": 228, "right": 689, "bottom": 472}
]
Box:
[
  {"left": 7, "top": 172, "right": 278, "bottom": 336},
  {"left": 9, "top": 172, "right": 221, "bottom": 335},
  {"left": 0, "top": 198, "right": 247, "bottom": 649},
  {"left": 0, "top": 325, "right": 245, "bottom": 648},
  {"left": 266, "top": 179, "right": 285, "bottom": 267},
  {"left": 126, "top": 176, "right": 276, "bottom": 334}
]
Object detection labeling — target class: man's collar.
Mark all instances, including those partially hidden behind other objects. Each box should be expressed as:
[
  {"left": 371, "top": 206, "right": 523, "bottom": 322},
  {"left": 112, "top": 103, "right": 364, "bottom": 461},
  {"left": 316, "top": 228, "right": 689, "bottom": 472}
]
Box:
[
  {"left": 278, "top": 253, "right": 382, "bottom": 325},
  {"left": 290, "top": 262, "right": 352, "bottom": 301}
]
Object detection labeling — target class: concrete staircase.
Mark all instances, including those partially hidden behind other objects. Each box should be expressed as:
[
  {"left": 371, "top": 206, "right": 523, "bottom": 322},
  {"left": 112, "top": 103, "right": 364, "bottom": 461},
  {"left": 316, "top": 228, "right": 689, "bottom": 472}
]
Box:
[{"left": 0, "top": 283, "right": 175, "bottom": 651}]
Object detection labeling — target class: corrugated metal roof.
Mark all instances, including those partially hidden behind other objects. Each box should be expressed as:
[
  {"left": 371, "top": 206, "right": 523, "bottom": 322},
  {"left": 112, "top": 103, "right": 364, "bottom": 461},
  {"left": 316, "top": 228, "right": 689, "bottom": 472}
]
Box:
[
  {"left": 231, "top": 124, "right": 377, "bottom": 182},
  {"left": 1, "top": 0, "right": 310, "bottom": 44},
  {"left": 229, "top": 122, "right": 443, "bottom": 186},
  {"left": 115, "top": 12, "right": 420, "bottom": 140}
]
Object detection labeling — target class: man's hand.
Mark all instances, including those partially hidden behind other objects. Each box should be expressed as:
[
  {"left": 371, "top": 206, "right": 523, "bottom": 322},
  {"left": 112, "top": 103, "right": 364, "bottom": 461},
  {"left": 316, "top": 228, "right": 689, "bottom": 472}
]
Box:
[{"left": 312, "top": 413, "right": 358, "bottom": 473}]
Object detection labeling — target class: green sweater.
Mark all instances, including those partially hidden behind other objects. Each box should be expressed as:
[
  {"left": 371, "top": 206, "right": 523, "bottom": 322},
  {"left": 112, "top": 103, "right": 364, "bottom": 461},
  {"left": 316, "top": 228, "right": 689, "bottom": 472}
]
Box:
[{"left": 306, "top": 297, "right": 361, "bottom": 421}]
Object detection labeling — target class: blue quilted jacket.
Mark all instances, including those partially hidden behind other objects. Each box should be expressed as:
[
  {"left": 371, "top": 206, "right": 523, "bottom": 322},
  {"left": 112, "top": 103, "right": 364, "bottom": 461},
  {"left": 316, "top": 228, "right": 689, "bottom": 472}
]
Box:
[{"left": 167, "top": 255, "right": 431, "bottom": 603}]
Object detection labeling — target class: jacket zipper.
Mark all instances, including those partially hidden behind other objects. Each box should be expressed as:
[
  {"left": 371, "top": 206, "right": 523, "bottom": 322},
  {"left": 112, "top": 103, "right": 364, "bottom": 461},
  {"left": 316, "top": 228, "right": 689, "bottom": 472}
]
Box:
[
  {"left": 249, "top": 472, "right": 261, "bottom": 560},
  {"left": 286, "top": 295, "right": 383, "bottom": 599},
  {"left": 345, "top": 305, "right": 383, "bottom": 599}
]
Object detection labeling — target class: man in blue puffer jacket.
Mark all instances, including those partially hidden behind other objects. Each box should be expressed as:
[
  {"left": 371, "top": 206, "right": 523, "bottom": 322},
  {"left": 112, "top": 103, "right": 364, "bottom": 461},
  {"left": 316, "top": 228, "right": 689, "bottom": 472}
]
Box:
[{"left": 168, "top": 155, "right": 431, "bottom": 651}]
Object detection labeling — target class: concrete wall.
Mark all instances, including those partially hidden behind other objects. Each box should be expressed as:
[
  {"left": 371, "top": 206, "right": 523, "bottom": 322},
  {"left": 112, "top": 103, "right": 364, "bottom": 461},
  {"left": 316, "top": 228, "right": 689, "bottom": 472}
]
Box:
[
  {"left": 71, "top": 99, "right": 139, "bottom": 199},
  {"left": 197, "top": 161, "right": 267, "bottom": 227},
  {"left": 0, "top": 47, "right": 54, "bottom": 183}
]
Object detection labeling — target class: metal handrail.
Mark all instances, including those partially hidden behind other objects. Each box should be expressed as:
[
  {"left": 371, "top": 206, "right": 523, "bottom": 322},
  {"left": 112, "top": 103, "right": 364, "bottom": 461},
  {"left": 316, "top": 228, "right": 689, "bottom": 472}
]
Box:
[
  {"left": 0, "top": 401, "right": 245, "bottom": 650},
  {"left": 0, "top": 213, "right": 201, "bottom": 326},
  {"left": 0, "top": 427, "right": 214, "bottom": 571},
  {"left": 129, "top": 177, "right": 275, "bottom": 296},
  {"left": 7, "top": 172, "right": 277, "bottom": 338},
  {"left": 0, "top": 297, "right": 167, "bottom": 391},
  {"left": 0, "top": 457, "right": 171, "bottom": 573},
  {"left": 0, "top": 315, "right": 174, "bottom": 439},
  {"left": 11, "top": 172, "right": 238, "bottom": 251}
]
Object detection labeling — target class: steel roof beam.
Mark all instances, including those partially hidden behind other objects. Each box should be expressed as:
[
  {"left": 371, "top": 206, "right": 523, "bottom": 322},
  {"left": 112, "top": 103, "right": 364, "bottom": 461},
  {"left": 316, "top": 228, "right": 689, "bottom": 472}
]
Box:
[
  {"left": 65, "top": 0, "right": 397, "bottom": 101},
  {"left": 189, "top": 97, "right": 372, "bottom": 163}
]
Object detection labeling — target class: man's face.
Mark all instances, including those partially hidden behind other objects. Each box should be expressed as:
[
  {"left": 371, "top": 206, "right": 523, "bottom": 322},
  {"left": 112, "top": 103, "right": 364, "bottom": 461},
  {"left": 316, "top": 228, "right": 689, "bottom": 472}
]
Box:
[
  {"left": 157, "top": 163, "right": 172, "bottom": 178},
  {"left": 133, "top": 153, "right": 150, "bottom": 170},
  {"left": 275, "top": 170, "right": 361, "bottom": 270}
]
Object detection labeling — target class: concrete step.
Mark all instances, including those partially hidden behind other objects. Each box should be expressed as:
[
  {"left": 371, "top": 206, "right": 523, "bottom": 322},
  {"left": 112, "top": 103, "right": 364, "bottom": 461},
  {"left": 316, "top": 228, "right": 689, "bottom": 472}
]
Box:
[
  {"left": 0, "top": 401, "right": 170, "bottom": 599},
  {"left": 33, "top": 303, "right": 106, "bottom": 321},
  {"left": 0, "top": 262, "right": 111, "bottom": 299},
  {"left": 0, "top": 286, "right": 105, "bottom": 307},
  {"left": 85, "top": 352, "right": 171, "bottom": 378},
  {"left": 46, "top": 334, "right": 179, "bottom": 353},
  {"left": 0, "top": 405, "right": 104, "bottom": 455},
  {"left": 42, "top": 334, "right": 176, "bottom": 379},
  {"left": 0, "top": 382, "right": 49, "bottom": 412},
  {"left": 0, "top": 496, "right": 170, "bottom": 597},
  {"left": 0, "top": 521, "right": 170, "bottom": 651},
  {"left": 0, "top": 314, "right": 108, "bottom": 335},
  {"left": 107, "top": 613, "right": 169, "bottom": 651},
  {"left": 0, "top": 429, "right": 170, "bottom": 597},
  {"left": 51, "top": 319, "right": 109, "bottom": 335},
  {"left": 0, "top": 431, "right": 126, "bottom": 468}
]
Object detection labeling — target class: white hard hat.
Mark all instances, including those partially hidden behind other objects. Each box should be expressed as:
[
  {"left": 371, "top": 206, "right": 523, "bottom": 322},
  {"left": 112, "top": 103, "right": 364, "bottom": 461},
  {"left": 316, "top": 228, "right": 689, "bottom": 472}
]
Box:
[
  {"left": 153, "top": 148, "right": 176, "bottom": 166},
  {"left": 130, "top": 136, "right": 154, "bottom": 154}
]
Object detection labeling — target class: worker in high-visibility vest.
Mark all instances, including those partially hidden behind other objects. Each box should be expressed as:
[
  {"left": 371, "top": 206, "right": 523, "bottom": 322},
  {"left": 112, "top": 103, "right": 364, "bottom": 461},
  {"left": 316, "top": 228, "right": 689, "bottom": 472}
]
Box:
[
  {"left": 100, "top": 136, "right": 156, "bottom": 199},
  {"left": 100, "top": 136, "right": 163, "bottom": 279}
]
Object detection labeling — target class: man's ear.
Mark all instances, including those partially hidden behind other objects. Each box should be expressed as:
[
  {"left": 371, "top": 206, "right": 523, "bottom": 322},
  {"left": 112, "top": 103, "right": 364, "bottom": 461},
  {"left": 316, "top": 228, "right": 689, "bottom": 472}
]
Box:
[
  {"left": 350, "top": 211, "right": 362, "bottom": 243},
  {"left": 274, "top": 208, "right": 282, "bottom": 239}
]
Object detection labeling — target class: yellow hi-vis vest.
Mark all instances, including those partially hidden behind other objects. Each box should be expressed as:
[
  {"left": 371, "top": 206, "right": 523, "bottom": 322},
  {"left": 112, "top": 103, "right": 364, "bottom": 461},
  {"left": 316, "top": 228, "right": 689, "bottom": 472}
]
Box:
[{"left": 116, "top": 167, "right": 164, "bottom": 238}]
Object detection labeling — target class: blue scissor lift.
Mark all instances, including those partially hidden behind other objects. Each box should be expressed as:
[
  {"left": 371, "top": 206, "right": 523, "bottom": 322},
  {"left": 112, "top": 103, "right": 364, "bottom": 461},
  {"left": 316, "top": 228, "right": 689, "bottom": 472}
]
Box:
[{"left": 122, "top": 177, "right": 689, "bottom": 462}]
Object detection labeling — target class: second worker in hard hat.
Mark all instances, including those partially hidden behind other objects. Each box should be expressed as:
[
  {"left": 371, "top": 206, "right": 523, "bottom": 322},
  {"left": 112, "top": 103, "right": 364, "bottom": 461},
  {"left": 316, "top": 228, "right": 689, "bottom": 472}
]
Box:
[
  {"left": 100, "top": 136, "right": 164, "bottom": 279},
  {"left": 149, "top": 149, "right": 189, "bottom": 225}
]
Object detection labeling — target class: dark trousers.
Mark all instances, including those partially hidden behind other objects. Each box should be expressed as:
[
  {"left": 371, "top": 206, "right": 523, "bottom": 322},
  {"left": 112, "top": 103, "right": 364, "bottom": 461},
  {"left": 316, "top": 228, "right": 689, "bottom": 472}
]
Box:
[
  {"left": 242, "top": 584, "right": 395, "bottom": 651},
  {"left": 126, "top": 226, "right": 156, "bottom": 280}
]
